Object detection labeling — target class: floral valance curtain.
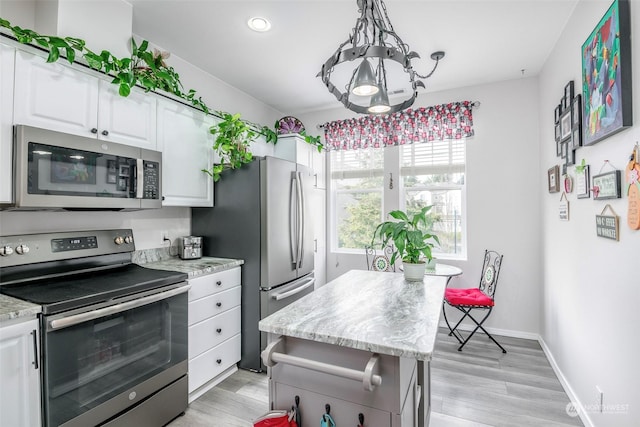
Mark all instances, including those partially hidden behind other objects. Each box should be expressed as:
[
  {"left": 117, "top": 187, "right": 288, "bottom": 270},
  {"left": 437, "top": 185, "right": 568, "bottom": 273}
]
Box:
[{"left": 322, "top": 101, "right": 476, "bottom": 151}]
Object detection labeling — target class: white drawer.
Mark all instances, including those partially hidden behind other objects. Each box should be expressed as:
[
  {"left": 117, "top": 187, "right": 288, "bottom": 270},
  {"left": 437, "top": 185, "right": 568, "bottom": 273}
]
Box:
[
  {"left": 188, "top": 267, "right": 241, "bottom": 301},
  {"left": 189, "top": 306, "right": 241, "bottom": 359},
  {"left": 188, "top": 286, "right": 241, "bottom": 326},
  {"left": 188, "top": 334, "right": 241, "bottom": 393}
]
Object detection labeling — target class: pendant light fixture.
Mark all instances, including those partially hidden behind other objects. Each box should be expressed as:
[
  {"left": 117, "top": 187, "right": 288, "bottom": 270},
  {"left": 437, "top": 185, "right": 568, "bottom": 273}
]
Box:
[{"left": 317, "top": 0, "right": 444, "bottom": 115}]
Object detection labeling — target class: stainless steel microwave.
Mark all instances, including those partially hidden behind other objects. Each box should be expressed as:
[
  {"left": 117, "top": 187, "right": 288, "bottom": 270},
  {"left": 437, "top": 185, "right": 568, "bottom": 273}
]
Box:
[{"left": 6, "top": 125, "right": 162, "bottom": 210}]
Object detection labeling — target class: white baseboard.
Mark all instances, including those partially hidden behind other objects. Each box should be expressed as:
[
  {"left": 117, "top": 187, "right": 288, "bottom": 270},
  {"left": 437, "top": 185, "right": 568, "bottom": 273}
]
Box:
[
  {"left": 538, "top": 336, "right": 594, "bottom": 427},
  {"left": 437, "top": 321, "right": 539, "bottom": 340}
]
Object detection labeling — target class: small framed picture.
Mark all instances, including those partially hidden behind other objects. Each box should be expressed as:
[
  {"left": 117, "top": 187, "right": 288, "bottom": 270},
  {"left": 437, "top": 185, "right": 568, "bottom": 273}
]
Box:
[
  {"left": 560, "top": 142, "right": 567, "bottom": 159},
  {"left": 565, "top": 147, "right": 575, "bottom": 166},
  {"left": 571, "top": 94, "right": 582, "bottom": 127},
  {"left": 576, "top": 165, "right": 590, "bottom": 199},
  {"left": 564, "top": 80, "right": 574, "bottom": 101},
  {"left": 554, "top": 104, "right": 561, "bottom": 123},
  {"left": 548, "top": 165, "right": 560, "bottom": 193},
  {"left": 592, "top": 170, "right": 621, "bottom": 200},
  {"left": 560, "top": 109, "right": 572, "bottom": 142},
  {"left": 571, "top": 126, "right": 582, "bottom": 149}
]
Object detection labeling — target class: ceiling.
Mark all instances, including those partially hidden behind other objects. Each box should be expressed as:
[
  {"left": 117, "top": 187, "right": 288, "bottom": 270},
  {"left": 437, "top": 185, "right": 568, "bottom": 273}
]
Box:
[{"left": 128, "top": 0, "right": 579, "bottom": 115}]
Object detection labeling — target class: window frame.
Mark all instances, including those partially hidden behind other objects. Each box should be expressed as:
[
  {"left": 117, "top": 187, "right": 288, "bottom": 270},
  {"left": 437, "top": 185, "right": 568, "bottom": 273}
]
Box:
[{"left": 329, "top": 142, "right": 467, "bottom": 260}]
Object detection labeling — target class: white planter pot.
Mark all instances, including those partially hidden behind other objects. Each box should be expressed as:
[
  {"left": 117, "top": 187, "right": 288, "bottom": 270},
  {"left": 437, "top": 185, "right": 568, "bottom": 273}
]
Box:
[{"left": 403, "top": 262, "right": 426, "bottom": 282}]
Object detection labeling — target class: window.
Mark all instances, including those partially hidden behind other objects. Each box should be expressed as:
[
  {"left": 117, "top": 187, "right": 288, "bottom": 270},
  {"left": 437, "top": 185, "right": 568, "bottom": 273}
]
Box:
[
  {"left": 331, "top": 148, "right": 383, "bottom": 250},
  {"left": 330, "top": 140, "right": 466, "bottom": 258},
  {"left": 400, "top": 140, "right": 465, "bottom": 256}
]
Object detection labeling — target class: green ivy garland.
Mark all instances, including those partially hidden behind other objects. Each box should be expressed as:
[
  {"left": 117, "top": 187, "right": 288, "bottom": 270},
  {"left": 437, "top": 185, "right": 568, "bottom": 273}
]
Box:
[{"left": 0, "top": 19, "right": 324, "bottom": 181}]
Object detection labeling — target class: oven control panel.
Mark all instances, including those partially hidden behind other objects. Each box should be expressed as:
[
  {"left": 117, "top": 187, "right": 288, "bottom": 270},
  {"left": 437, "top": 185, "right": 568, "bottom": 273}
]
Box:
[
  {"left": 0, "top": 229, "right": 135, "bottom": 268},
  {"left": 51, "top": 236, "right": 98, "bottom": 253}
]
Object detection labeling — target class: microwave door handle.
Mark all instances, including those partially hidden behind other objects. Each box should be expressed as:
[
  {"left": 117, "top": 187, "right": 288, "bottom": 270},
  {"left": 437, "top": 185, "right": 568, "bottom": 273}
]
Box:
[{"left": 135, "top": 159, "right": 144, "bottom": 199}]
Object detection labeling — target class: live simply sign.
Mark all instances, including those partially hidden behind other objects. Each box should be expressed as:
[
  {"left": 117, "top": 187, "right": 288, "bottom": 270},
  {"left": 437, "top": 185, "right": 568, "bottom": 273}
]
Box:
[{"left": 596, "top": 205, "right": 620, "bottom": 241}]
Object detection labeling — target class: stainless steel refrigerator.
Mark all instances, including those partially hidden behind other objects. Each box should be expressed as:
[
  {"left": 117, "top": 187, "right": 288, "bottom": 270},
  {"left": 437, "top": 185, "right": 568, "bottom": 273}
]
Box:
[{"left": 192, "top": 156, "right": 315, "bottom": 371}]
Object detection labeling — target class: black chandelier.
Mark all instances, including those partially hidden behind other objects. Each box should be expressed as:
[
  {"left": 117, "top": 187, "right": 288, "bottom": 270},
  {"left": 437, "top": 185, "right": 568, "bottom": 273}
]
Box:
[{"left": 317, "top": 0, "right": 444, "bottom": 115}]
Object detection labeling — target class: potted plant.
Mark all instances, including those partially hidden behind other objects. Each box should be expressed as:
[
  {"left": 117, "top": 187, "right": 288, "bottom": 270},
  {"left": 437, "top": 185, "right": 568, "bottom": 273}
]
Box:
[{"left": 371, "top": 206, "right": 440, "bottom": 281}]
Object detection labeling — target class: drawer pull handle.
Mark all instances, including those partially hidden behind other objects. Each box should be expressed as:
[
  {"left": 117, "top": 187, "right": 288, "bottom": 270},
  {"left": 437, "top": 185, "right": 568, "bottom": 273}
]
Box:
[
  {"left": 102, "top": 129, "right": 109, "bottom": 136},
  {"left": 216, "top": 328, "right": 222, "bottom": 333},
  {"left": 216, "top": 302, "right": 222, "bottom": 307},
  {"left": 216, "top": 281, "right": 222, "bottom": 286},
  {"left": 90, "top": 128, "right": 98, "bottom": 134},
  {"left": 216, "top": 359, "right": 222, "bottom": 364}
]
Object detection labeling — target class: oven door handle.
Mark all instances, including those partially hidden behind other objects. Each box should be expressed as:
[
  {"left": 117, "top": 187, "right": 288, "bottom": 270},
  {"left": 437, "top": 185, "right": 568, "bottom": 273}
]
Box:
[{"left": 49, "top": 284, "right": 191, "bottom": 331}]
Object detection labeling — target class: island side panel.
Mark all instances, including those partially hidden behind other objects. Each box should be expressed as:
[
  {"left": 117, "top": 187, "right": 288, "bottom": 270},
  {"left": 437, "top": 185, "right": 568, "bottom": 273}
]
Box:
[{"left": 267, "top": 336, "right": 418, "bottom": 426}]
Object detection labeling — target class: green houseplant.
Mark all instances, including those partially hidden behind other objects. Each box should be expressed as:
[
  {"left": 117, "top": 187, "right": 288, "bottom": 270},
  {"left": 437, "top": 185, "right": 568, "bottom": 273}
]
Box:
[{"left": 371, "top": 206, "right": 440, "bottom": 281}]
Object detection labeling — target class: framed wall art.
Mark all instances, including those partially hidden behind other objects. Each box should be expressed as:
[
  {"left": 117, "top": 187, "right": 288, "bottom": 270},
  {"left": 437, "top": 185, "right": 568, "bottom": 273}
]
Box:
[
  {"left": 592, "top": 170, "right": 621, "bottom": 200},
  {"left": 560, "top": 108, "right": 572, "bottom": 142},
  {"left": 576, "top": 164, "right": 591, "bottom": 198},
  {"left": 581, "top": 0, "right": 633, "bottom": 146},
  {"left": 548, "top": 165, "right": 560, "bottom": 193}
]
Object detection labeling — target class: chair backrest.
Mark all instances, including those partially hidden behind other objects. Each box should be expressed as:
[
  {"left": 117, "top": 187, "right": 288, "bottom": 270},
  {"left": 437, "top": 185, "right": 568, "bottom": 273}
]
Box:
[
  {"left": 365, "top": 245, "right": 396, "bottom": 272},
  {"left": 478, "top": 250, "right": 503, "bottom": 299}
]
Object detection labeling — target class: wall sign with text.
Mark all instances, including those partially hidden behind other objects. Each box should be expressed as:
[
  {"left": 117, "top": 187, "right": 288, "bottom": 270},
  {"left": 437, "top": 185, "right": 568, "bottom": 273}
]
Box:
[{"left": 596, "top": 204, "right": 620, "bottom": 241}]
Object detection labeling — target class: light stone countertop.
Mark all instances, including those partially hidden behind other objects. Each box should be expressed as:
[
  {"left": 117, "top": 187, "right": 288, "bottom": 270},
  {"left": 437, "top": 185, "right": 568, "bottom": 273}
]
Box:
[
  {"left": 0, "top": 294, "right": 41, "bottom": 323},
  {"left": 259, "top": 269, "right": 447, "bottom": 361},
  {"left": 139, "top": 256, "right": 244, "bottom": 279}
]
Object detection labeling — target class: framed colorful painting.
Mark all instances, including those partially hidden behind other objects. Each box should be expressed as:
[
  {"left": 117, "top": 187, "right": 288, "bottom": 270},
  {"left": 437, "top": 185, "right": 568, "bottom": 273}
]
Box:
[{"left": 581, "top": 0, "right": 633, "bottom": 146}]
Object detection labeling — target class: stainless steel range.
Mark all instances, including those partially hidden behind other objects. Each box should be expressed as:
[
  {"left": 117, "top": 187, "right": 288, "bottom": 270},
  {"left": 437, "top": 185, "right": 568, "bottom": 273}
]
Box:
[{"left": 0, "top": 229, "right": 189, "bottom": 427}]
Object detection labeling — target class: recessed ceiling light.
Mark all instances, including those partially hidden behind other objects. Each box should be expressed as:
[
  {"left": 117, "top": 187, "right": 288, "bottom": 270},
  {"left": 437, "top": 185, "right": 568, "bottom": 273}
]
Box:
[{"left": 247, "top": 17, "right": 271, "bottom": 32}]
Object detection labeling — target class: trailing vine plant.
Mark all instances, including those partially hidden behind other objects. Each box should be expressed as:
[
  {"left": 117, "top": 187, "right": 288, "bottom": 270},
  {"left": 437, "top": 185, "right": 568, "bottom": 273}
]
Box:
[
  {"left": 0, "top": 18, "right": 209, "bottom": 113},
  {"left": 0, "top": 18, "right": 322, "bottom": 182}
]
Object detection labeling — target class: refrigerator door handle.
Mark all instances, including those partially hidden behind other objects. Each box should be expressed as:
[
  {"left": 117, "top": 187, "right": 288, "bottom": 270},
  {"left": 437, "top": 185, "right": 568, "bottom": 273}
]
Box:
[
  {"left": 296, "top": 171, "right": 304, "bottom": 268},
  {"left": 290, "top": 173, "right": 298, "bottom": 265},
  {"left": 271, "top": 278, "right": 315, "bottom": 301}
]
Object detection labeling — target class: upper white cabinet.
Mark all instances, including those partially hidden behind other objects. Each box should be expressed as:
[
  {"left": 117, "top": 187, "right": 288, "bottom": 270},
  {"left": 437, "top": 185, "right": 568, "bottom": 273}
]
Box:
[
  {"left": 0, "top": 44, "right": 15, "bottom": 204},
  {"left": 96, "top": 80, "right": 157, "bottom": 149},
  {"left": 157, "top": 99, "right": 214, "bottom": 207},
  {"left": 13, "top": 50, "right": 157, "bottom": 150},
  {"left": 274, "top": 134, "right": 313, "bottom": 167},
  {"left": 274, "top": 134, "right": 326, "bottom": 188},
  {"left": 0, "top": 318, "right": 42, "bottom": 427}
]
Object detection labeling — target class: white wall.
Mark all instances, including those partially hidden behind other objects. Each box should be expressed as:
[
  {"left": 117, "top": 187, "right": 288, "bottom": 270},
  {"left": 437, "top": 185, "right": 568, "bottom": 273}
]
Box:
[
  {"left": 297, "top": 76, "right": 543, "bottom": 337},
  {"left": 0, "top": 1, "right": 281, "bottom": 248},
  {"left": 538, "top": 1, "right": 640, "bottom": 426}
]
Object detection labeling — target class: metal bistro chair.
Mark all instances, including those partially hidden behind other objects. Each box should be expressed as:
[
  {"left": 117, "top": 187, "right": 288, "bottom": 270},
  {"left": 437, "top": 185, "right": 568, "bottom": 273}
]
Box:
[
  {"left": 365, "top": 244, "right": 396, "bottom": 272},
  {"left": 442, "top": 250, "right": 507, "bottom": 353}
]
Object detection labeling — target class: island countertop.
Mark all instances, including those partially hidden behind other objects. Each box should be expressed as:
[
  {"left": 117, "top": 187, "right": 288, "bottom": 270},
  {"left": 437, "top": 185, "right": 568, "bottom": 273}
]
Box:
[{"left": 259, "top": 269, "right": 447, "bottom": 361}]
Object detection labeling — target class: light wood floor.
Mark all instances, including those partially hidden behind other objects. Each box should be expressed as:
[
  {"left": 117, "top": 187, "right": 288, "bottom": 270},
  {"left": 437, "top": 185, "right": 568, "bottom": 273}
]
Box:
[{"left": 168, "top": 329, "right": 583, "bottom": 427}]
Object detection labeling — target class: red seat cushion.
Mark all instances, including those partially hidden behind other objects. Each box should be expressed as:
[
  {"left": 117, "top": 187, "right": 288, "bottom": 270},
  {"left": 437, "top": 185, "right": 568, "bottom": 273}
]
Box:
[{"left": 445, "top": 288, "right": 494, "bottom": 307}]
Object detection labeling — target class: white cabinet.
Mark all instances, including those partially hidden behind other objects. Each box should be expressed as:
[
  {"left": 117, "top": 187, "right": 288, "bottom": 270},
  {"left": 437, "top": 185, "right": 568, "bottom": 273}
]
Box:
[
  {"left": 0, "top": 318, "right": 41, "bottom": 427},
  {"left": 157, "top": 99, "right": 214, "bottom": 207},
  {"left": 187, "top": 267, "right": 241, "bottom": 401},
  {"left": 312, "top": 188, "right": 326, "bottom": 288},
  {"left": 312, "top": 148, "right": 327, "bottom": 189},
  {"left": 274, "top": 134, "right": 326, "bottom": 189},
  {"left": 274, "top": 134, "right": 313, "bottom": 167},
  {"left": 96, "top": 80, "right": 157, "bottom": 149},
  {"left": 0, "top": 44, "right": 15, "bottom": 204},
  {"left": 13, "top": 50, "right": 157, "bottom": 150}
]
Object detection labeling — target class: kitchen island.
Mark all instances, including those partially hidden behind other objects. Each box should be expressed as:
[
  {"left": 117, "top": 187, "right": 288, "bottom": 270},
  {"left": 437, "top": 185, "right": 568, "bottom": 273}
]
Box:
[{"left": 259, "top": 269, "right": 447, "bottom": 427}]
